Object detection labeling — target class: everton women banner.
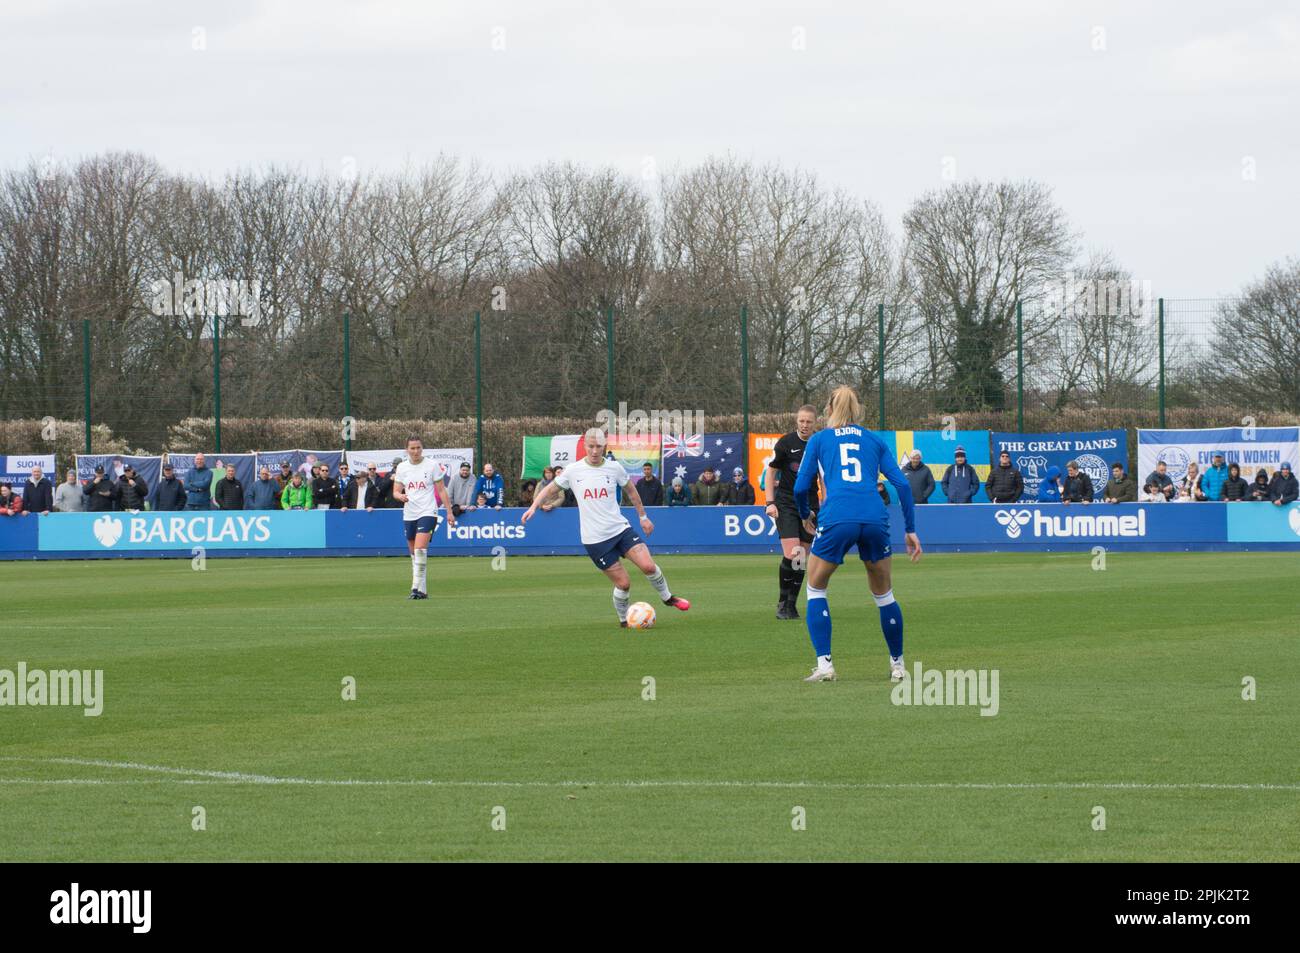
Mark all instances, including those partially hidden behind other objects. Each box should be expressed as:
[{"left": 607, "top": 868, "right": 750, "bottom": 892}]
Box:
[
  {"left": 1137, "top": 427, "right": 1300, "bottom": 485},
  {"left": 991, "top": 430, "right": 1125, "bottom": 500}
]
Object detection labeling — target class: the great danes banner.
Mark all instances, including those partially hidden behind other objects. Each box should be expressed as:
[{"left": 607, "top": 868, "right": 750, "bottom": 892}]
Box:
[
  {"left": 991, "top": 430, "right": 1125, "bottom": 501},
  {"left": 1138, "top": 427, "right": 1299, "bottom": 485}
]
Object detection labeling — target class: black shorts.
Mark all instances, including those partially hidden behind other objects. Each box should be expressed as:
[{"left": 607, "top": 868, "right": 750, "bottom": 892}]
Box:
[{"left": 775, "top": 500, "right": 814, "bottom": 544}]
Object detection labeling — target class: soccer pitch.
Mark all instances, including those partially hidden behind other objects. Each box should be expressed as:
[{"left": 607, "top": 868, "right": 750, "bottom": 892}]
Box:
[{"left": 2, "top": 552, "right": 1296, "bottom": 862}]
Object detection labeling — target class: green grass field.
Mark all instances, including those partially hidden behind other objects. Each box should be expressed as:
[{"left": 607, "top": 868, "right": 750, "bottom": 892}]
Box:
[{"left": 2, "top": 551, "right": 1297, "bottom": 861}]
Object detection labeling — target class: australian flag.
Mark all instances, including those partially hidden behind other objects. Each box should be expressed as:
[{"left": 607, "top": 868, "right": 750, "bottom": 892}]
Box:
[{"left": 665, "top": 432, "right": 744, "bottom": 484}]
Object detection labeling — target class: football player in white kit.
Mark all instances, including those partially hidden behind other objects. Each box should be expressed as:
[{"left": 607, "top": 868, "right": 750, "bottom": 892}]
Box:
[
  {"left": 392, "top": 436, "right": 456, "bottom": 600},
  {"left": 522, "top": 428, "right": 690, "bottom": 627}
]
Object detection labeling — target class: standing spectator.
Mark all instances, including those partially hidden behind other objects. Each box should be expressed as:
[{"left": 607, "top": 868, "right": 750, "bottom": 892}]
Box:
[
  {"left": 248, "top": 466, "right": 280, "bottom": 510},
  {"left": 1200, "top": 451, "right": 1229, "bottom": 501},
  {"left": 0, "top": 484, "right": 22, "bottom": 515},
  {"left": 721, "top": 467, "right": 755, "bottom": 505},
  {"left": 53, "top": 469, "right": 85, "bottom": 512},
  {"left": 691, "top": 465, "right": 724, "bottom": 505},
  {"left": 634, "top": 463, "right": 663, "bottom": 507},
  {"left": 281, "top": 472, "right": 312, "bottom": 510},
  {"left": 473, "top": 463, "right": 505, "bottom": 509},
  {"left": 1221, "top": 463, "right": 1249, "bottom": 501},
  {"left": 1036, "top": 465, "right": 1063, "bottom": 503},
  {"left": 336, "top": 462, "right": 354, "bottom": 505},
  {"left": 22, "top": 466, "right": 53, "bottom": 515},
  {"left": 85, "top": 465, "right": 116, "bottom": 511},
  {"left": 1248, "top": 468, "right": 1272, "bottom": 501},
  {"left": 116, "top": 463, "right": 149, "bottom": 511},
  {"left": 311, "top": 465, "right": 338, "bottom": 510},
  {"left": 342, "top": 468, "right": 377, "bottom": 511},
  {"left": 941, "top": 446, "right": 979, "bottom": 503},
  {"left": 214, "top": 464, "right": 245, "bottom": 510},
  {"left": 1269, "top": 462, "right": 1298, "bottom": 505},
  {"left": 986, "top": 451, "right": 1024, "bottom": 504},
  {"left": 1103, "top": 462, "right": 1137, "bottom": 503},
  {"left": 275, "top": 460, "right": 294, "bottom": 492},
  {"left": 541, "top": 465, "right": 570, "bottom": 511},
  {"left": 1180, "top": 461, "right": 1205, "bottom": 501},
  {"left": 1060, "top": 460, "right": 1094, "bottom": 504},
  {"left": 184, "top": 453, "right": 213, "bottom": 510},
  {"left": 519, "top": 478, "right": 537, "bottom": 508},
  {"left": 667, "top": 476, "right": 690, "bottom": 506},
  {"left": 903, "top": 450, "right": 935, "bottom": 504},
  {"left": 444, "top": 461, "right": 477, "bottom": 516},
  {"left": 153, "top": 463, "right": 186, "bottom": 510},
  {"left": 1143, "top": 460, "right": 1176, "bottom": 501}
]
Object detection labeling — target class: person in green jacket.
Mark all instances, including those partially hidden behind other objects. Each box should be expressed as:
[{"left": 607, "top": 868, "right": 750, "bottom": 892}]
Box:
[
  {"left": 281, "top": 472, "right": 313, "bottom": 510},
  {"left": 1102, "top": 461, "right": 1137, "bottom": 503}
]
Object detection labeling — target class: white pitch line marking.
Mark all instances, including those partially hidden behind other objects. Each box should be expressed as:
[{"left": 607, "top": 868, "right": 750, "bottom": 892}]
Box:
[{"left": 0, "top": 758, "right": 1297, "bottom": 791}]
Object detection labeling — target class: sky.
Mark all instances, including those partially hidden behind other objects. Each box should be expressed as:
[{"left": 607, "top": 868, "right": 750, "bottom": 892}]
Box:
[{"left": 1, "top": 0, "right": 1297, "bottom": 297}]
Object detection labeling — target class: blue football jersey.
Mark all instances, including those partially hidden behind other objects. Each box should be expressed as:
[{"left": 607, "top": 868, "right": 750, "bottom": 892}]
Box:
[{"left": 793, "top": 425, "right": 916, "bottom": 533}]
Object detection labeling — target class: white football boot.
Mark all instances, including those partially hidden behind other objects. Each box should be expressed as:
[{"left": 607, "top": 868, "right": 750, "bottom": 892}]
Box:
[{"left": 803, "top": 664, "right": 837, "bottom": 683}]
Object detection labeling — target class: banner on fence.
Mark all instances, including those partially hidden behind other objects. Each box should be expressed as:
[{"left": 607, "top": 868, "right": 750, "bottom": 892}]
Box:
[
  {"left": 346, "top": 447, "right": 472, "bottom": 479},
  {"left": 166, "top": 452, "right": 257, "bottom": 501},
  {"left": 2, "top": 453, "right": 58, "bottom": 498},
  {"left": 990, "top": 430, "right": 1124, "bottom": 501},
  {"left": 894, "top": 430, "right": 992, "bottom": 503},
  {"left": 1137, "top": 427, "right": 1299, "bottom": 485}
]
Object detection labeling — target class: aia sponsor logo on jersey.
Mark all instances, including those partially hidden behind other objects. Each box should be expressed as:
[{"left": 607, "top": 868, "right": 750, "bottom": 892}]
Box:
[
  {"left": 582, "top": 486, "right": 611, "bottom": 500},
  {"left": 406, "top": 480, "right": 429, "bottom": 491}
]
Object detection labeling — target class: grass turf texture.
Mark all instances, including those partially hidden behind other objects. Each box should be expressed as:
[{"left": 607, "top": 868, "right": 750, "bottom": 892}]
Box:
[{"left": 1, "top": 552, "right": 1297, "bottom": 862}]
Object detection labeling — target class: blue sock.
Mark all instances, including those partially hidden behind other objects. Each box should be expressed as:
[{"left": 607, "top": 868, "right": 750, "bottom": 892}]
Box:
[
  {"left": 806, "top": 586, "right": 831, "bottom": 658},
  {"left": 875, "top": 589, "right": 903, "bottom": 658}
]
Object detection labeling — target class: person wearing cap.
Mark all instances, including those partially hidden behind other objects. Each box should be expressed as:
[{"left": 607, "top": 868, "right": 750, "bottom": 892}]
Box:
[
  {"left": 275, "top": 460, "right": 294, "bottom": 493},
  {"left": 53, "top": 469, "right": 85, "bottom": 512},
  {"left": 1199, "top": 451, "right": 1229, "bottom": 502},
  {"left": 902, "top": 450, "right": 935, "bottom": 505},
  {"left": 184, "top": 452, "right": 213, "bottom": 510},
  {"left": 941, "top": 446, "right": 979, "bottom": 503},
  {"left": 667, "top": 476, "right": 690, "bottom": 506},
  {"left": 115, "top": 463, "right": 149, "bottom": 512},
  {"left": 986, "top": 450, "right": 1024, "bottom": 504},
  {"left": 1060, "top": 459, "right": 1095, "bottom": 504},
  {"left": 722, "top": 466, "right": 755, "bottom": 505},
  {"left": 1268, "top": 462, "right": 1298, "bottom": 505},
  {"left": 341, "top": 466, "right": 376, "bottom": 511},
  {"left": 691, "top": 464, "right": 724, "bottom": 505},
  {"left": 153, "top": 463, "right": 186, "bottom": 510},
  {"left": 444, "top": 460, "right": 477, "bottom": 516},
  {"left": 633, "top": 463, "right": 663, "bottom": 507},
  {"left": 248, "top": 465, "right": 280, "bottom": 510},
  {"left": 85, "top": 464, "right": 117, "bottom": 512},
  {"left": 1102, "top": 461, "right": 1137, "bottom": 503}
]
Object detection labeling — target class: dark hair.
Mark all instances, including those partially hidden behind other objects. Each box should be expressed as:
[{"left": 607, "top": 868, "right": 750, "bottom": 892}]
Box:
[{"left": 406, "top": 436, "right": 423, "bottom": 446}]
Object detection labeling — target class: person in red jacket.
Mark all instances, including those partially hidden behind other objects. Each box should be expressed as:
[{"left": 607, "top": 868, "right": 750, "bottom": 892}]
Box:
[{"left": 0, "top": 483, "right": 24, "bottom": 515}]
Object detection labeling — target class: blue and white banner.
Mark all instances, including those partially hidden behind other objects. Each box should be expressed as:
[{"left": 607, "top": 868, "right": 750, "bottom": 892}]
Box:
[
  {"left": 38, "top": 510, "right": 326, "bottom": 552},
  {"left": 1138, "top": 427, "right": 1299, "bottom": 485},
  {"left": 1, "top": 453, "right": 57, "bottom": 497},
  {"left": 991, "top": 430, "right": 1125, "bottom": 500},
  {"left": 166, "top": 453, "right": 257, "bottom": 502},
  {"left": 252, "top": 449, "right": 345, "bottom": 479},
  {"left": 75, "top": 454, "right": 163, "bottom": 497},
  {"left": 661, "top": 432, "right": 744, "bottom": 485},
  {"left": 345, "top": 447, "right": 472, "bottom": 479}
]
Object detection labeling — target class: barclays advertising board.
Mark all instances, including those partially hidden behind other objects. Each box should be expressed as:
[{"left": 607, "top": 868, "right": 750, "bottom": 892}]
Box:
[{"left": 38, "top": 511, "right": 326, "bottom": 553}]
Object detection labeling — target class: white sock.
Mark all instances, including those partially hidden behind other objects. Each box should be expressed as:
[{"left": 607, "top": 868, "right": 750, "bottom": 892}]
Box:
[
  {"left": 412, "top": 548, "right": 427, "bottom": 593},
  {"left": 613, "top": 586, "right": 630, "bottom": 622},
  {"left": 872, "top": 589, "right": 896, "bottom": 607},
  {"left": 646, "top": 564, "right": 671, "bottom": 600},
  {"left": 817, "top": 654, "right": 833, "bottom": 670},
  {"left": 891, "top": 655, "right": 904, "bottom": 667}
]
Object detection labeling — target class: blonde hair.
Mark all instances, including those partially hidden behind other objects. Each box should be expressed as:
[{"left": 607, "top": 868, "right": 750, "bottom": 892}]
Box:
[
  {"left": 824, "top": 385, "right": 862, "bottom": 429},
  {"left": 583, "top": 427, "right": 608, "bottom": 446}
]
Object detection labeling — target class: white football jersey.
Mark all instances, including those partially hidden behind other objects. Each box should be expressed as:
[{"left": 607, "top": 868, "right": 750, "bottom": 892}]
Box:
[
  {"left": 555, "top": 456, "right": 631, "bottom": 544},
  {"left": 395, "top": 458, "right": 442, "bottom": 520}
]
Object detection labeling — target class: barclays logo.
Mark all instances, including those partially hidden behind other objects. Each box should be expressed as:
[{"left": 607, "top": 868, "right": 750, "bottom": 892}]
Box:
[{"left": 92, "top": 516, "right": 124, "bottom": 547}]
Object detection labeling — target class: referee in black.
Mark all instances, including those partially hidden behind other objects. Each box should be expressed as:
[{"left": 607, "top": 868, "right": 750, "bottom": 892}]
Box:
[{"left": 765, "top": 404, "right": 820, "bottom": 619}]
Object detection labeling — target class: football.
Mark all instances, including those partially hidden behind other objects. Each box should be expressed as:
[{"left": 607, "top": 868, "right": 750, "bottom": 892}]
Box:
[{"left": 625, "top": 601, "right": 657, "bottom": 629}]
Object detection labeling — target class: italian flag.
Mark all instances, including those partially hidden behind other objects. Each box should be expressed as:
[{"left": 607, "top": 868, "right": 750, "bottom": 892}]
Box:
[{"left": 521, "top": 435, "right": 584, "bottom": 479}]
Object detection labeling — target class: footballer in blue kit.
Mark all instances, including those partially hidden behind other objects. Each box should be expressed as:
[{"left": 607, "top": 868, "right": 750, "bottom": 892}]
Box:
[{"left": 793, "top": 385, "right": 922, "bottom": 683}]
